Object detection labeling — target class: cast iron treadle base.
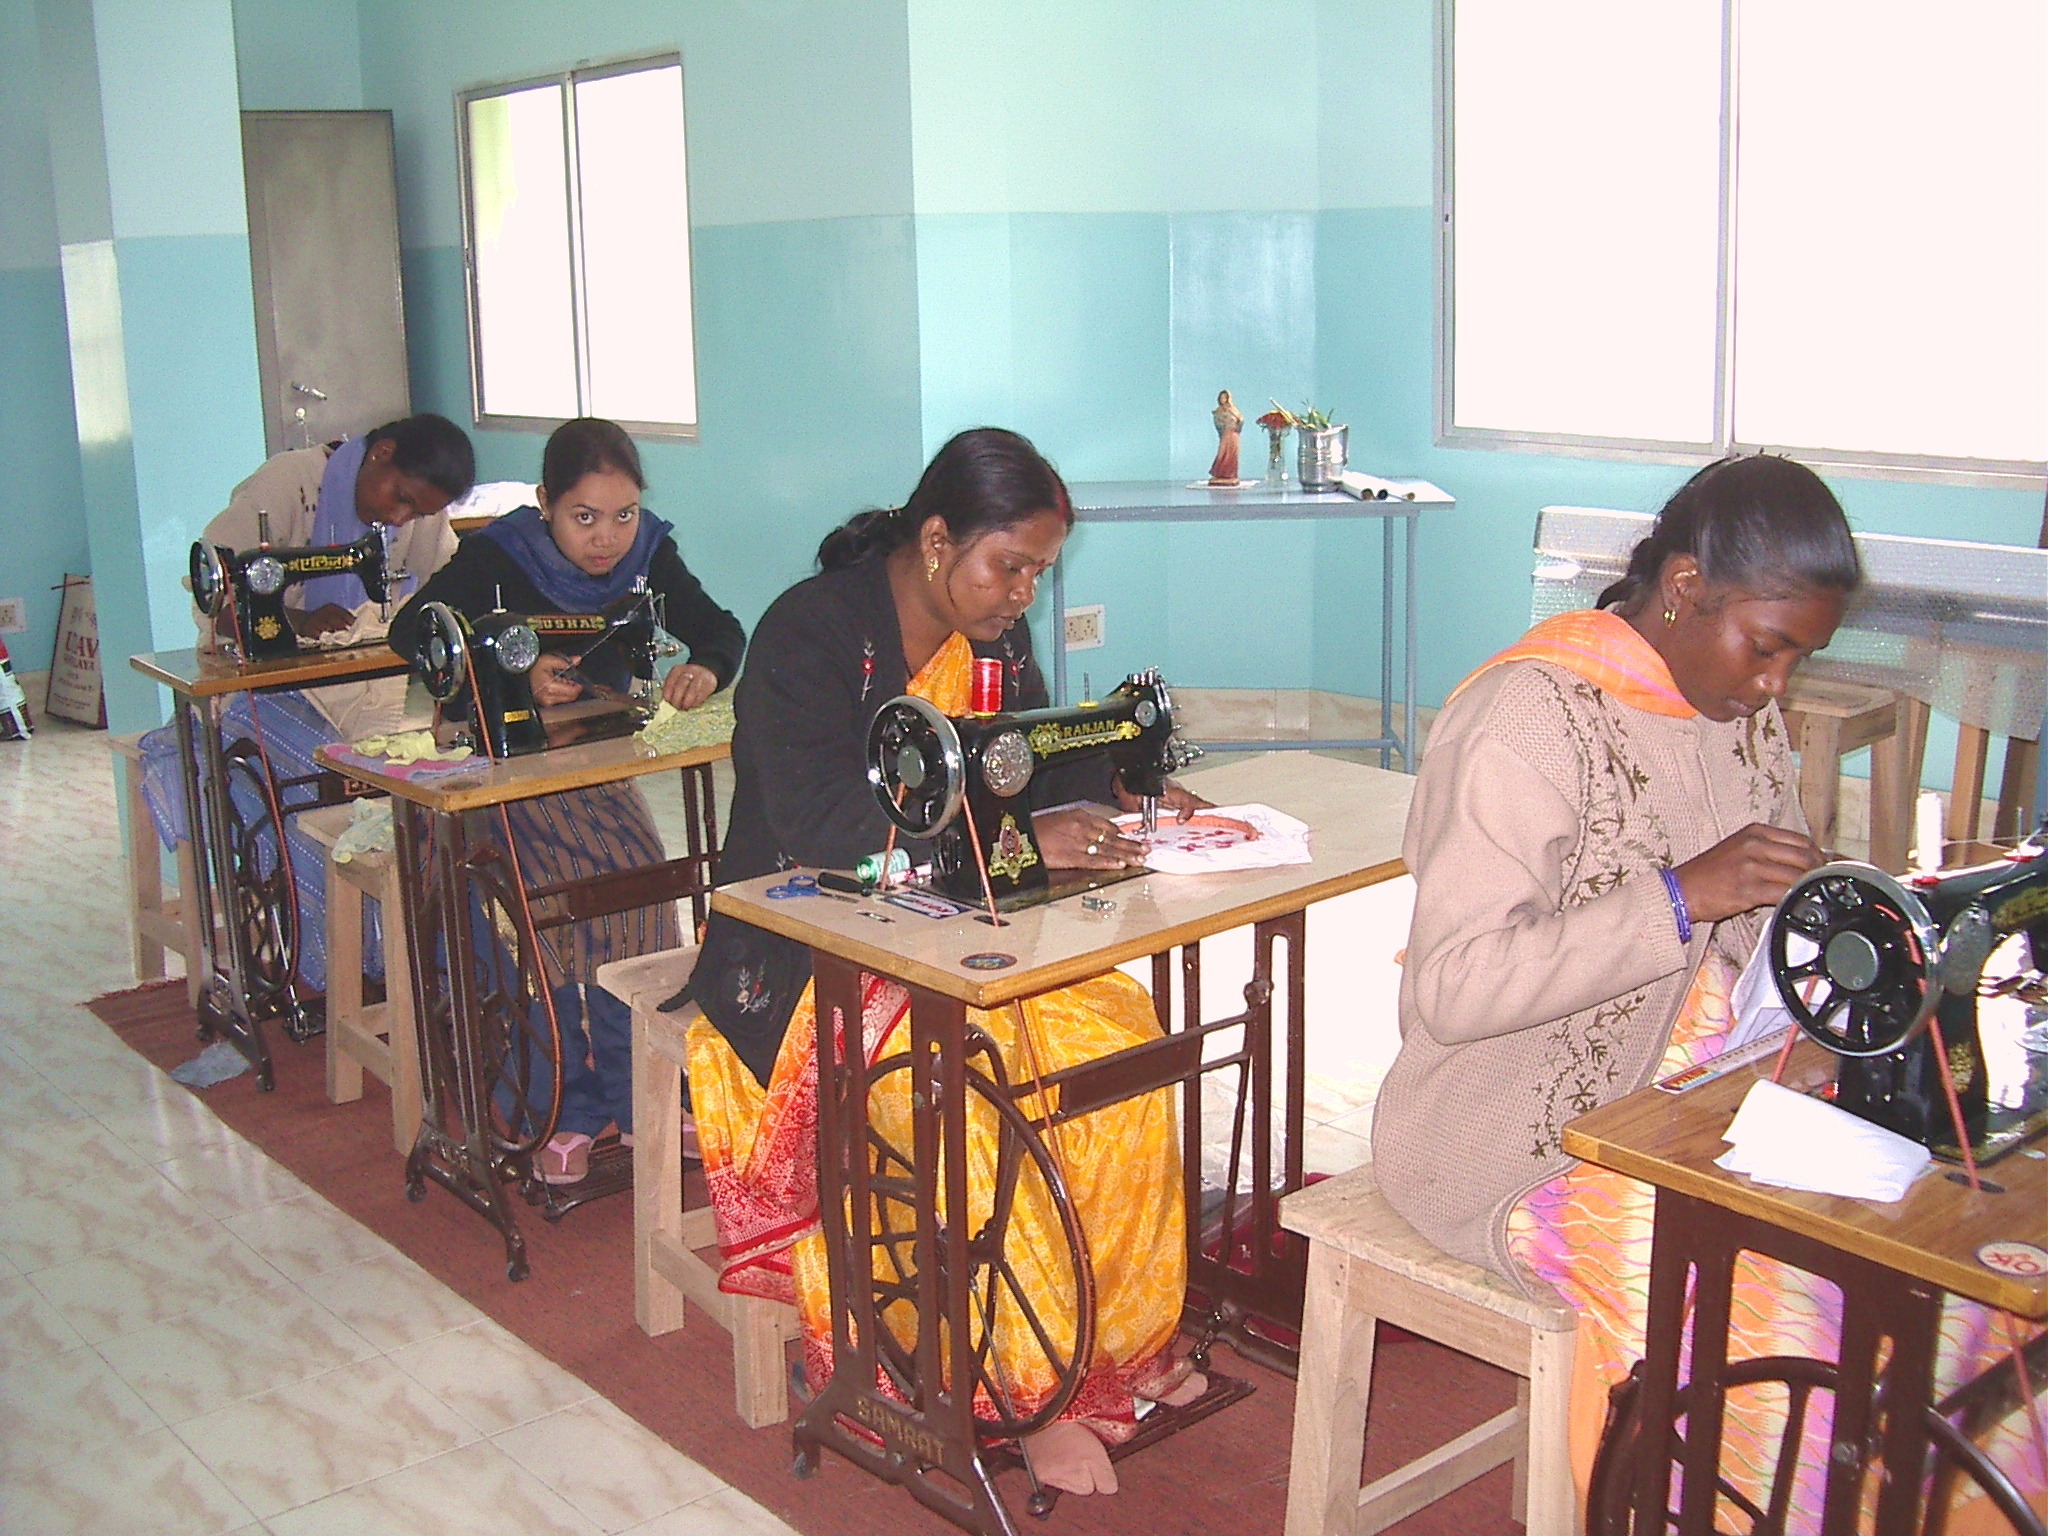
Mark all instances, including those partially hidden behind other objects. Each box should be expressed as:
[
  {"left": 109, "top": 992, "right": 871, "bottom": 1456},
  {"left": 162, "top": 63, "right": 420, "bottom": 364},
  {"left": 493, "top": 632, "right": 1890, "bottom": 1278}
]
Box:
[
  {"left": 533, "top": 1137, "right": 634, "bottom": 1220},
  {"left": 983, "top": 1372, "right": 1256, "bottom": 1518}
]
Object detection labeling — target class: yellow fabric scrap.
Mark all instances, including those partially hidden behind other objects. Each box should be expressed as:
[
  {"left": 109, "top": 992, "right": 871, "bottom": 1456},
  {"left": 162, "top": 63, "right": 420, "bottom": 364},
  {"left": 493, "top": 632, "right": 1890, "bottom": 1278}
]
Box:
[
  {"left": 634, "top": 694, "right": 736, "bottom": 754},
  {"left": 351, "top": 728, "right": 470, "bottom": 765}
]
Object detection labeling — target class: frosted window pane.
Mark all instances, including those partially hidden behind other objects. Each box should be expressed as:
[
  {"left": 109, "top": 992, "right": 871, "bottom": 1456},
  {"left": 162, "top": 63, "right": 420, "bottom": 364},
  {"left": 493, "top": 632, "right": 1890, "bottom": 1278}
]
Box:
[
  {"left": 468, "top": 86, "right": 577, "bottom": 421},
  {"left": 1731, "top": 0, "right": 2047, "bottom": 462},
  {"left": 577, "top": 66, "right": 698, "bottom": 428},
  {"left": 1452, "top": 0, "right": 1722, "bottom": 442}
]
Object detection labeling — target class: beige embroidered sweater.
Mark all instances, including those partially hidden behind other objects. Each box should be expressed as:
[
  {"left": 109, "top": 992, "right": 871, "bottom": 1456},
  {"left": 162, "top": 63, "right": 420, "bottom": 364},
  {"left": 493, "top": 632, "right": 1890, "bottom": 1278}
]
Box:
[{"left": 1370, "top": 659, "right": 1802, "bottom": 1282}]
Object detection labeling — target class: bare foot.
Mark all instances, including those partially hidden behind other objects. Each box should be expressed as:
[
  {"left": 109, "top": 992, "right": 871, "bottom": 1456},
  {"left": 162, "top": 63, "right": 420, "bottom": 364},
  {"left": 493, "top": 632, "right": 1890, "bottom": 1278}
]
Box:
[
  {"left": 1024, "top": 1420, "right": 1117, "bottom": 1495},
  {"left": 1159, "top": 1370, "right": 1207, "bottom": 1407}
]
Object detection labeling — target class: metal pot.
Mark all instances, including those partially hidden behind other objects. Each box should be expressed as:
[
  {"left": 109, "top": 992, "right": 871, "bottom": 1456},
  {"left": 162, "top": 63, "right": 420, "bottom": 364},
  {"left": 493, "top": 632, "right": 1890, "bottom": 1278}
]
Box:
[{"left": 1297, "top": 424, "right": 1348, "bottom": 491}]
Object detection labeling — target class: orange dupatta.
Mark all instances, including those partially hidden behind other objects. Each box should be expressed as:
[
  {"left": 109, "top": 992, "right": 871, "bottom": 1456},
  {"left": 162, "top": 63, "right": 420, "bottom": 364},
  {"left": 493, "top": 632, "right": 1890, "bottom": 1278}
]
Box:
[{"left": 1445, "top": 609, "right": 1694, "bottom": 719}]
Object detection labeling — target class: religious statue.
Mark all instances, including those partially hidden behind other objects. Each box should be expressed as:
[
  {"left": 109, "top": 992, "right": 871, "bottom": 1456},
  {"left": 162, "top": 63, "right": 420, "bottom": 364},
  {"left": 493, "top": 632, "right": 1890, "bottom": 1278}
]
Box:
[{"left": 1208, "top": 389, "right": 1244, "bottom": 485}]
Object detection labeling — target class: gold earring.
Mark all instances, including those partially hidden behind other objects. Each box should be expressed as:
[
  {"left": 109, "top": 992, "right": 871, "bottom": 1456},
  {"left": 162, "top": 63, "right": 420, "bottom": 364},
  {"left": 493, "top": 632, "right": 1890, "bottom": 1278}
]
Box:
[
  {"left": 925, "top": 553, "right": 939, "bottom": 583},
  {"left": 1663, "top": 606, "right": 1678, "bottom": 625}
]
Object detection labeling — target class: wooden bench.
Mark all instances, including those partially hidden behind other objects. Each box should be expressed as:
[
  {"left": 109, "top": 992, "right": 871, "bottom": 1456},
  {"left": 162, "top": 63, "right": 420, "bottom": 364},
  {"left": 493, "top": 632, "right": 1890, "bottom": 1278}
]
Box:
[
  {"left": 598, "top": 946, "right": 799, "bottom": 1429},
  {"left": 1281, "top": 1163, "right": 1577, "bottom": 1536},
  {"left": 109, "top": 731, "right": 202, "bottom": 1006},
  {"left": 298, "top": 803, "right": 421, "bottom": 1158}
]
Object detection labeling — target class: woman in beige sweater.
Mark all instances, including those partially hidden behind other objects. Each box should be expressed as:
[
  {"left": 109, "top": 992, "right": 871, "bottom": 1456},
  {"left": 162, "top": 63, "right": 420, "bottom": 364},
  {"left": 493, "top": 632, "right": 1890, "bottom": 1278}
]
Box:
[{"left": 1374, "top": 456, "right": 2045, "bottom": 1527}]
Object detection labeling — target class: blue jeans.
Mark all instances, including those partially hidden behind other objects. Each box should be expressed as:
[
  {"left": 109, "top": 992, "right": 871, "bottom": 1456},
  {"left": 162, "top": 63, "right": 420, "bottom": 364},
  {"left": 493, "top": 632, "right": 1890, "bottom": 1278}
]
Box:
[{"left": 535, "top": 983, "right": 633, "bottom": 1140}]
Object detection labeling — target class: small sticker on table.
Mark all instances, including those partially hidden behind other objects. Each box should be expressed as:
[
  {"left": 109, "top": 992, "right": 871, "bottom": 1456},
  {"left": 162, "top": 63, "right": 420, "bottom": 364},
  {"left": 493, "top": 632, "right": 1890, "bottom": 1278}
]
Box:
[
  {"left": 960, "top": 952, "right": 1017, "bottom": 971},
  {"left": 1975, "top": 1241, "right": 2048, "bottom": 1278}
]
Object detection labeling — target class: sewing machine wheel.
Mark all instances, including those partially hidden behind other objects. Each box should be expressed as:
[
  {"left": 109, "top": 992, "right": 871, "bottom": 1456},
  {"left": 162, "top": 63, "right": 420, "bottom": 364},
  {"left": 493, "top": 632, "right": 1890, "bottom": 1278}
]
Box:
[
  {"left": 862, "top": 1036, "right": 1095, "bottom": 1439},
  {"left": 868, "top": 695, "right": 965, "bottom": 838},
  {"left": 189, "top": 541, "right": 230, "bottom": 618},
  {"left": 414, "top": 601, "right": 471, "bottom": 701},
  {"left": 460, "top": 849, "right": 562, "bottom": 1161},
  {"left": 219, "top": 742, "right": 296, "bottom": 1007},
  {"left": 1769, "top": 861, "right": 1939, "bottom": 1058}
]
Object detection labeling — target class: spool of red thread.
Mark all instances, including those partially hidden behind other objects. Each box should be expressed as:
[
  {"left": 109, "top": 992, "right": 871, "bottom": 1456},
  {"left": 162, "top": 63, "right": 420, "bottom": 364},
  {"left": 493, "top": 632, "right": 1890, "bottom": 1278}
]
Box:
[{"left": 971, "top": 656, "right": 1002, "bottom": 713}]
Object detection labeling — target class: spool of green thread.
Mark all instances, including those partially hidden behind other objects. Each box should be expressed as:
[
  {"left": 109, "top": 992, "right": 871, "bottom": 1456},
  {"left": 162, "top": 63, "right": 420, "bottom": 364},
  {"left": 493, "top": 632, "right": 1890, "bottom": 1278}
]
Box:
[{"left": 856, "top": 848, "right": 911, "bottom": 887}]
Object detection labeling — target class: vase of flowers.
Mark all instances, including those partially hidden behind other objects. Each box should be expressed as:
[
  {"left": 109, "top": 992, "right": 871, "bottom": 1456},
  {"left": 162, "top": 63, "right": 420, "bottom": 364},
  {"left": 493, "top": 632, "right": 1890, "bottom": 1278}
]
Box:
[
  {"left": 1255, "top": 402, "right": 1295, "bottom": 488},
  {"left": 1293, "top": 403, "right": 1348, "bottom": 491}
]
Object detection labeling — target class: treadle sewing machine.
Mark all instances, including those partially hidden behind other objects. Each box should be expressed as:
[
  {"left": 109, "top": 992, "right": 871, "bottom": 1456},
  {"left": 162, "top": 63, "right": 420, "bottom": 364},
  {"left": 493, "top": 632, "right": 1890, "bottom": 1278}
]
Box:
[
  {"left": 1768, "top": 823, "right": 2048, "bottom": 1161},
  {"left": 866, "top": 668, "right": 1203, "bottom": 909},
  {"left": 189, "top": 513, "right": 393, "bottom": 661},
  {"left": 699, "top": 735, "right": 1416, "bottom": 1536},
  {"left": 409, "top": 588, "right": 674, "bottom": 761}
]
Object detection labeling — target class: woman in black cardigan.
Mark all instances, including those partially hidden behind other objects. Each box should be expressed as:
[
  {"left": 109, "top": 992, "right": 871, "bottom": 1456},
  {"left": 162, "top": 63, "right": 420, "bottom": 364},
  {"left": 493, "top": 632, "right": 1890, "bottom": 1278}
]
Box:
[{"left": 390, "top": 418, "right": 744, "bottom": 1184}]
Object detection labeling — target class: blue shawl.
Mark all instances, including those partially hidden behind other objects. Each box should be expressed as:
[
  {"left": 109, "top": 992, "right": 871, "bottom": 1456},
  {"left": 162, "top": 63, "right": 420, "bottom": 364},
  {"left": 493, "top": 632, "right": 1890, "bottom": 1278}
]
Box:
[
  {"left": 298, "top": 436, "right": 421, "bottom": 612},
  {"left": 476, "top": 504, "right": 673, "bottom": 613}
]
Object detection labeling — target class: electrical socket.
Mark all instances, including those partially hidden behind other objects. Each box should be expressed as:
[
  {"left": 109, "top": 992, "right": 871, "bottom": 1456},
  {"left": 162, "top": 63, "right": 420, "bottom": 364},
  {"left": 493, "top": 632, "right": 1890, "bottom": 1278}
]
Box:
[
  {"left": 1062, "top": 604, "right": 1104, "bottom": 651},
  {"left": 0, "top": 599, "right": 24, "bottom": 634}
]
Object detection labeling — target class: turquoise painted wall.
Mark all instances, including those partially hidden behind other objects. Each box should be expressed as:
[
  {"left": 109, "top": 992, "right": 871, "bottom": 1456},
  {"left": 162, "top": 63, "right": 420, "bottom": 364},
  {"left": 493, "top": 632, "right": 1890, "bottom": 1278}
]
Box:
[
  {"left": 1, "top": 0, "right": 88, "bottom": 674},
  {"left": 353, "top": 0, "right": 927, "bottom": 631},
  {"left": 232, "top": 0, "right": 362, "bottom": 109},
  {"left": 39, "top": 0, "right": 267, "bottom": 732}
]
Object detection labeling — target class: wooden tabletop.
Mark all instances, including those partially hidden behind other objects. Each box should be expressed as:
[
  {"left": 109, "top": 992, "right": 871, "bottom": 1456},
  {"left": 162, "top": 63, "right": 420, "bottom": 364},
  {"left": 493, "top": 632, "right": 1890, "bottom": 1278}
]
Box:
[
  {"left": 1563, "top": 1040, "right": 2048, "bottom": 1317},
  {"left": 130, "top": 643, "right": 409, "bottom": 698},
  {"left": 711, "top": 752, "right": 1412, "bottom": 1009},
  {"left": 316, "top": 728, "right": 729, "bottom": 813}
]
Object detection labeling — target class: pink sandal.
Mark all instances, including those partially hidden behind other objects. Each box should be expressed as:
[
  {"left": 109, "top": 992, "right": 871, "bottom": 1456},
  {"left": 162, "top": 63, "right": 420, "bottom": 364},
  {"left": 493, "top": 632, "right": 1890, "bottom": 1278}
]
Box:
[{"left": 538, "top": 1132, "right": 593, "bottom": 1185}]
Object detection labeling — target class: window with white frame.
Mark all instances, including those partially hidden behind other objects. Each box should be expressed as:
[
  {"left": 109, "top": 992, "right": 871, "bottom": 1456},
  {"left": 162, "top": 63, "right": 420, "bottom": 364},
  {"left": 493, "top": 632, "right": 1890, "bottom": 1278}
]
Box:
[
  {"left": 459, "top": 55, "right": 699, "bottom": 438},
  {"left": 1441, "top": 0, "right": 2047, "bottom": 484}
]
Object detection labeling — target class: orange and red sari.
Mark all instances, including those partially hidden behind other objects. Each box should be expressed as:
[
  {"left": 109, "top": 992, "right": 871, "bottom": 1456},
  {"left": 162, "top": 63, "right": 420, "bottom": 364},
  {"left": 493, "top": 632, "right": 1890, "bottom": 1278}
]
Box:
[{"left": 684, "top": 634, "right": 1194, "bottom": 1441}]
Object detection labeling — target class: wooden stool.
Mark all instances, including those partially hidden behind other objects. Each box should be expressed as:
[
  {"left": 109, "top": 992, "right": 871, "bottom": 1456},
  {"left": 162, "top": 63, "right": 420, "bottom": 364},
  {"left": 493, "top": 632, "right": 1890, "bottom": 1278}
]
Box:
[
  {"left": 110, "top": 731, "right": 202, "bottom": 1006},
  {"left": 299, "top": 804, "right": 421, "bottom": 1157},
  {"left": 1781, "top": 675, "right": 1908, "bottom": 871},
  {"left": 598, "top": 947, "right": 799, "bottom": 1429},
  {"left": 1281, "top": 1164, "right": 1577, "bottom": 1536}
]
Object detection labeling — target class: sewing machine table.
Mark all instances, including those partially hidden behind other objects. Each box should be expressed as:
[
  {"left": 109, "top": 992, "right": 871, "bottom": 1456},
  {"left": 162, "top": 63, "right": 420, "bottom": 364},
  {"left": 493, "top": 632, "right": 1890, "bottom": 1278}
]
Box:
[
  {"left": 131, "top": 643, "right": 411, "bottom": 1088},
  {"left": 318, "top": 727, "right": 728, "bottom": 1280},
  {"left": 711, "top": 751, "right": 1412, "bottom": 1536},
  {"left": 1563, "top": 1041, "right": 2048, "bottom": 1534}
]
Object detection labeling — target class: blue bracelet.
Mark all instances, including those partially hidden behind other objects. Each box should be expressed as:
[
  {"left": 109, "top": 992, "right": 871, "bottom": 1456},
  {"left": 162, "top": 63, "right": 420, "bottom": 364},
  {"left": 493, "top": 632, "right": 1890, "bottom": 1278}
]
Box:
[{"left": 1659, "top": 867, "right": 1694, "bottom": 944}]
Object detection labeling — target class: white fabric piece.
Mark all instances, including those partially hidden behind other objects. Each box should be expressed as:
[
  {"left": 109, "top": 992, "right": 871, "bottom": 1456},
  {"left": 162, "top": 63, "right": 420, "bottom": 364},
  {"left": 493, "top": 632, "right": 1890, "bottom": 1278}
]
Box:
[
  {"left": 1714, "top": 1077, "right": 1931, "bottom": 1202},
  {"left": 1112, "top": 803, "right": 1312, "bottom": 874},
  {"left": 1726, "top": 925, "right": 1800, "bottom": 1051},
  {"left": 441, "top": 479, "right": 536, "bottom": 522}
]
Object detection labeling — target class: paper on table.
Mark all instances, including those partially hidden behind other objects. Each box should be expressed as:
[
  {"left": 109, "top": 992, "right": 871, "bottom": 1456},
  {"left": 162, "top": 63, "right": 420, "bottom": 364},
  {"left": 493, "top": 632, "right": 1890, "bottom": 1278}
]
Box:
[
  {"left": 1714, "top": 1078, "right": 1931, "bottom": 1202},
  {"left": 1110, "top": 803, "right": 1312, "bottom": 874}
]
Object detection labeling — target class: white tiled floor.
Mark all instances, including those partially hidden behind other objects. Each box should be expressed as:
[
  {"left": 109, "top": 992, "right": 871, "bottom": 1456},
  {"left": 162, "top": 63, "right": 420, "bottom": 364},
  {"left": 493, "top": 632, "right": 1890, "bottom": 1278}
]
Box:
[
  {"left": 0, "top": 719, "right": 796, "bottom": 1536},
  {"left": 0, "top": 718, "right": 1389, "bottom": 1535}
]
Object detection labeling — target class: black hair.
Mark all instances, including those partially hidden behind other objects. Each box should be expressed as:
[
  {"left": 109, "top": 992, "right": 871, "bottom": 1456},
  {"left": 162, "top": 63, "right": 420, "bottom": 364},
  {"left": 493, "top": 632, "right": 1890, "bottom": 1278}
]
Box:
[
  {"left": 1597, "top": 454, "right": 1862, "bottom": 612},
  {"left": 541, "top": 417, "right": 646, "bottom": 503},
  {"left": 363, "top": 413, "right": 476, "bottom": 502},
  {"left": 816, "top": 427, "right": 1072, "bottom": 571}
]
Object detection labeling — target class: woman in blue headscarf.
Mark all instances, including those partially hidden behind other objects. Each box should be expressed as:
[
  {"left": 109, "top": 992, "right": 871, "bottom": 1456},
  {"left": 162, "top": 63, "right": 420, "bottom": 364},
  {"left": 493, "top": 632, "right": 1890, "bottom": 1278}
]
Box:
[
  {"left": 138, "top": 413, "right": 475, "bottom": 996},
  {"left": 389, "top": 417, "right": 745, "bottom": 1183}
]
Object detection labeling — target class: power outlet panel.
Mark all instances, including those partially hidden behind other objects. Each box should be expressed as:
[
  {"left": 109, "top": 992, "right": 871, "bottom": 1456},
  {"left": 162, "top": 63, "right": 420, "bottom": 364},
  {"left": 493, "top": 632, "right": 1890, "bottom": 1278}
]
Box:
[
  {"left": 0, "top": 599, "right": 24, "bottom": 635},
  {"left": 1062, "top": 604, "right": 1105, "bottom": 651}
]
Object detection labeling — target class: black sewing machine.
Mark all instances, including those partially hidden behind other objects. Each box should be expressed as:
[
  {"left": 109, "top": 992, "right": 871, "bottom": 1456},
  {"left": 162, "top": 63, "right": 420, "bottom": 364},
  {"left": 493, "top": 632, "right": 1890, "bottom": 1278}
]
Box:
[
  {"left": 524, "top": 578, "right": 683, "bottom": 700},
  {"left": 1767, "top": 826, "right": 2048, "bottom": 1162},
  {"left": 866, "top": 668, "right": 1202, "bottom": 910},
  {"left": 190, "top": 513, "right": 392, "bottom": 662},
  {"left": 410, "top": 599, "right": 549, "bottom": 759}
]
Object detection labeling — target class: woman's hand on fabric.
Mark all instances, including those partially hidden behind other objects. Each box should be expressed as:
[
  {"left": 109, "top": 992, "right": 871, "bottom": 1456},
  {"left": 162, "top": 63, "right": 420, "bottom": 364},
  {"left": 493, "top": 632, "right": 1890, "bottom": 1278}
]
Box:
[
  {"left": 661, "top": 662, "right": 720, "bottom": 711},
  {"left": 529, "top": 652, "right": 584, "bottom": 708},
  {"left": 1032, "top": 806, "right": 1147, "bottom": 870},
  {"left": 1672, "top": 823, "right": 1825, "bottom": 924},
  {"left": 287, "top": 603, "right": 357, "bottom": 640},
  {"left": 1111, "top": 777, "right": 1212, "bottom": 823}
]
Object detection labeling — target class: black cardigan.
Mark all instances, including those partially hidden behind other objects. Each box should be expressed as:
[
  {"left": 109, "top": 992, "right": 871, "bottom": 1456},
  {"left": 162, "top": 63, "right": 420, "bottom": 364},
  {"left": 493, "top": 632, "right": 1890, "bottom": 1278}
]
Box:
[
  {"left": 686, "top": 555, "right": 1111, "bottom": 1084},
  {"left": 388, "top": 530, "right": 746, "bottom": 694}
]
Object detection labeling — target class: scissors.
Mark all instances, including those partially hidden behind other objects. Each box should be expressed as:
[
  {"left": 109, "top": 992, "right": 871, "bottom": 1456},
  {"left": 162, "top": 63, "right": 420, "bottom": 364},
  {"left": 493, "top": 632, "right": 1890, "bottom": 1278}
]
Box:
[{"left": 765, "top": 873, "right": 855, "bottom": 903}]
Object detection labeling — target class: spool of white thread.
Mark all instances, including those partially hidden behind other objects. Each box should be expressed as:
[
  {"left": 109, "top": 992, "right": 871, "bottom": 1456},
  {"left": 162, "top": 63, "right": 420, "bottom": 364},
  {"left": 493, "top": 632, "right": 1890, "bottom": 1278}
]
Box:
[{"left": 1912, "top": 789, "right": 1943, "bottom": 873}]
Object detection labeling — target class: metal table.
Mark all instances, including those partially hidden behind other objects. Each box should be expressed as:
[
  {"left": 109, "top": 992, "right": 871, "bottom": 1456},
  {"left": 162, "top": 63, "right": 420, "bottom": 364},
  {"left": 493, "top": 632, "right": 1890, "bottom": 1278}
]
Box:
[
  {"left": 1052, "top": 481, "right": 1453, "bottom": 771},
  {"left": 712, "top": 752, "right": 1413, "bottom": 1536},
  {"left": 130, "top": 642, "right": 410, "bottom": 1089}
]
